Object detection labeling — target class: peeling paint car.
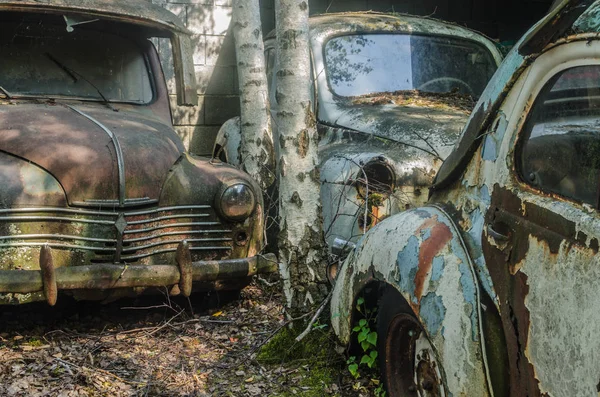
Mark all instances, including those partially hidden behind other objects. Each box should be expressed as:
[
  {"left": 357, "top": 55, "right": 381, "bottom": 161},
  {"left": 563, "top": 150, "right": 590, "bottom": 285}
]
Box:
[
  {"left": 331, "top": 1, "right": 600, "bottom": 396},
  {"left": 213, "top": 12, "right": 503, "bottom": 258},
  {"left": 0, "top": 1, "right": 275, "bottom": 305}
]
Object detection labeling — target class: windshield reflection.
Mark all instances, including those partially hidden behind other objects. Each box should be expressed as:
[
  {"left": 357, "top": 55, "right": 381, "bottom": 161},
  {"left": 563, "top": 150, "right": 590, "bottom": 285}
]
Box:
[{"left": 325, "top": 34, "right": 496, "bottom": 98}]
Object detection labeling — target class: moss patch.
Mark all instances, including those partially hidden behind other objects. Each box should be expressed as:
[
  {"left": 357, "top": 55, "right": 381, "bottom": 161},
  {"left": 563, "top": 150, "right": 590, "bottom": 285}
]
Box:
[{"left": 257, "top": 327, "right": 343, "bottom": 396}]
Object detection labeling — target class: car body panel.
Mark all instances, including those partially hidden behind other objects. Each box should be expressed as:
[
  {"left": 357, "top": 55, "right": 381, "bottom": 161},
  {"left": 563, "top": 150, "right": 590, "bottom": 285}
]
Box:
[
  {"left": 215, "top": 12, "right": 502, "bottom": 252},
  {"left": 0, "top": 103, "right": 184, "bottom": 206},
  {"left": 0, "top": 6, "right": 268, "bottom": 305},
  {"left": 333, "top": 1, "right": 600, "bottom": 395},
  {"left": 330, "top": 206, "right": 491, "bottom": 396}
]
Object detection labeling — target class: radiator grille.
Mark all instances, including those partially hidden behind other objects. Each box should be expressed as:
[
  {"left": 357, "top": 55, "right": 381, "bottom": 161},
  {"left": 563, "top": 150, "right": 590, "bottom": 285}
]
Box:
[{"left": 0, "top": 205, "right": 232, "bottom": 264}]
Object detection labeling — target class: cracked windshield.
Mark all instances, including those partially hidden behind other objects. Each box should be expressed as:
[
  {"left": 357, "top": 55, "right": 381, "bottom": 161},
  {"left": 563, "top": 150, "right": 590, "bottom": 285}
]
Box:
[
  {"left": 325, "top": 33, "right": 496, "bottom": 98},
  {"left": 0, "top": 15, "right": 153, "bottom": 103}
]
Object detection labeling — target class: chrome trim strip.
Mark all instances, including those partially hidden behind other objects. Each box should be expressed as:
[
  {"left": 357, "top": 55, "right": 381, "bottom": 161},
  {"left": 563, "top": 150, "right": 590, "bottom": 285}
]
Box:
[
  {"left": 121, "top": 238, "right": 232, "bottom": 253},
  {"left": 0, "top": 234, "right": 115, "bottom": 244},
  {"left": 0, "top": 205, "right": 213, "bottom": 217},
  {"left": 67, "top": 106, "right": 126, "bottom": 206},
  {"left": 123, "top": 222, "right": 224, "bottom": 234},
  {"left": 118, "top": 246, "right": 232, "bottom": 261},
  {"left": 124, "top": 230, "right": 232, "bottom": 243},
  {"left": 124, "top": 205, "right": 212, "bottom": 216},
  {"left": 0, "top": 242, "right": 115, "bottom": 252},
  {"left": 0, "top": 216, "right": 115, "bottom": 225},
  {"left": 0, "top": 208, "right": 119, "bottom": 216},
  {"left": 127, "top": 213, "right": 209, "bottom": 225}
]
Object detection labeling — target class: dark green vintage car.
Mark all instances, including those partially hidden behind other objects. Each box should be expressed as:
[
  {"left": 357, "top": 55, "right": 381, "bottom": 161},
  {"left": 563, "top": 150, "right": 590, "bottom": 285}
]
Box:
[{"left": 0, "top": 0, "right": 275, "bottom": 305}]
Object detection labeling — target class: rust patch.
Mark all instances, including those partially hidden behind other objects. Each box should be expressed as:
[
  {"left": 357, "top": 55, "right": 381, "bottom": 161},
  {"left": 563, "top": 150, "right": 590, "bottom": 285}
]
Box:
[{"left": 414, "top": 218, "right": 452, "bottom": 303}]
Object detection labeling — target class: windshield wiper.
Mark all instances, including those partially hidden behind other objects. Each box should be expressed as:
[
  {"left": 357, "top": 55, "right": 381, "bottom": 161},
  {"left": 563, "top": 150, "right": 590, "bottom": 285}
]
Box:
[
  {"left": 0, "top": 86, "right": 12, "bottom": 99},
  {"left": 45, "top": 53, "right": 118, "bottom": 112}
]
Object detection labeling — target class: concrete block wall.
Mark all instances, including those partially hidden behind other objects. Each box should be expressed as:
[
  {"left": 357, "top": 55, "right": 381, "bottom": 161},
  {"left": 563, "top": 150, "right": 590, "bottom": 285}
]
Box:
[{"left": 153, "top": 0, "right": 240, "bottom": 156}]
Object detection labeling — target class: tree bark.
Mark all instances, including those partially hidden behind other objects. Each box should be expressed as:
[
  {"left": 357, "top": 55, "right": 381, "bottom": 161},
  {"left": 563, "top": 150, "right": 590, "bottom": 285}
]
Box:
[
  {"left": 232, "top": 0, "right": 274, "bottom": 189},
  {"left": 275, "top": 0, "right": 328, "bottom": 312}
]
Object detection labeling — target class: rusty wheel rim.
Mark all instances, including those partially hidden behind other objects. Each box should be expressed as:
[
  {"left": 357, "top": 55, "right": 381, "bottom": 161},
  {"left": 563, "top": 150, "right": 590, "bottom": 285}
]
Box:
[{"left": 384, "top": 313, "right": 445, "bottom": 397}]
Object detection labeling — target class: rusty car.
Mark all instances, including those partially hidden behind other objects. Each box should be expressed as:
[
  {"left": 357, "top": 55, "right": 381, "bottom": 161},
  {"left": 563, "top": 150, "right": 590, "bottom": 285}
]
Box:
[
  {"left": 331, "top": 0, "right": 600, "bottom": 396},
  {"left": 213, "top": 12, "right": 503, "bottom": 260},
  {"left": 0, "top": 1, "right": 275, "bottom": 305}
]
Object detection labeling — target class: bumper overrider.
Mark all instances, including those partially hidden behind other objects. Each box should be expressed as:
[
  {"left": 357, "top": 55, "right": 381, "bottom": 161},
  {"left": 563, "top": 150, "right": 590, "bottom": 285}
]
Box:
[{"left": 0, "top": 242, "right": 277, "bottom": 306}]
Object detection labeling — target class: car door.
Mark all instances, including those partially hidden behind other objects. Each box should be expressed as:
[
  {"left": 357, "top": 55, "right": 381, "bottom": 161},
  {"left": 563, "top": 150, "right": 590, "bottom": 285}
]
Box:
[{"left": 482, "top": 39, "right": 600, "bottom": 397}]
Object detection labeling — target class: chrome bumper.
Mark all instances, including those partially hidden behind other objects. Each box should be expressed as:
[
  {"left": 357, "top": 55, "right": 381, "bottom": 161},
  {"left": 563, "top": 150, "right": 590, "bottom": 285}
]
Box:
[{"left": 0, "top": 241, "right": 277, "bottom": 305}]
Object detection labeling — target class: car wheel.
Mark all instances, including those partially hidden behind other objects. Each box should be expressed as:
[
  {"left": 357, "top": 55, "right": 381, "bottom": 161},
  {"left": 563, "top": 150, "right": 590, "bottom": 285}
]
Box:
[{"left": 377, "top": 286, "right": 446, "bottom": 397}]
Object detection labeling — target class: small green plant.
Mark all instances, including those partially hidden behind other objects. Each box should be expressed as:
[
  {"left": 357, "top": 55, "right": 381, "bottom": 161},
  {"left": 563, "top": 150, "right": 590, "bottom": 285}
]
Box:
[{"left": 347, "top": 297, "right": 386, "bottom": 397}]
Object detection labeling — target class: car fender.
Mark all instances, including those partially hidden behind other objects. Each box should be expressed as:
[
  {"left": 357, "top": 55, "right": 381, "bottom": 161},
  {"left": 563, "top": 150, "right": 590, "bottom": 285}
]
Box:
[
  {"left": 213, "top": 116, "right": 242, "bottom": 166},
  {"left": 331, "top": 205, "right": 492, "bottom": 396}
]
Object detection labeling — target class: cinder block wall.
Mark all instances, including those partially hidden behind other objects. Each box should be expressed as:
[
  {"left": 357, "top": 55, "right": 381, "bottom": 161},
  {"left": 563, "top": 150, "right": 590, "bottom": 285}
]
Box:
[
  {"left": 152, "top": 0, "right": 238, "bottom": 156},
  {"left": 154, "top": 0, "right": 550, "bottom": 156}
]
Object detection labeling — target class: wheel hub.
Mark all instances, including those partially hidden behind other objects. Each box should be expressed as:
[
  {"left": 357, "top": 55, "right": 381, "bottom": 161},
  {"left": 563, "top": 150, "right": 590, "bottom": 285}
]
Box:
[{"left": 413, "top": 332, "right": 445, "bottom": 397}]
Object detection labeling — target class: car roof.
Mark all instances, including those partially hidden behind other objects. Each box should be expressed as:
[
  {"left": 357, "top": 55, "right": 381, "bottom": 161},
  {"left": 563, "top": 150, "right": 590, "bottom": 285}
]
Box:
[
  {"left": 432, "top": 0, "right": 597, "bottom": 192},
  {"left": 265, "top": 11, "right": 498, "bottom": 45},
  {"left": 0, "top": 0, "right": 190, "bottom": 36}
]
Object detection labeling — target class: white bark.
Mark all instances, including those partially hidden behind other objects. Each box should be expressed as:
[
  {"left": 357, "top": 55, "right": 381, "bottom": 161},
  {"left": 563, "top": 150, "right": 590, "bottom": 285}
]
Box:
[
  {"left": 232, "top": 0, "right": 274, "bottom": 189},
  {"left": 275, "top": 0, "right": 327, "bottom": 311}
]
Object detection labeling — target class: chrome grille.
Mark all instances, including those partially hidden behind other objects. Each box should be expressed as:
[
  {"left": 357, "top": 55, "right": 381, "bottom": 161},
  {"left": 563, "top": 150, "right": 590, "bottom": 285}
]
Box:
[{"left": 0, "top": 205, "right": 232, "bottom": 264}]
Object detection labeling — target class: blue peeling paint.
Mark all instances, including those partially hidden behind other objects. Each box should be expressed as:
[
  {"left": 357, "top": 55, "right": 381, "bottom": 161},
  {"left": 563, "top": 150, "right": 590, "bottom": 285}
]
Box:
[
  {"left": 482, "top": 135, "right": 498, "bottom": 161},
  {"left": 431, "top": 256, "right": 444, "bottom": 282},
  {"left": 482, "top": 112, "right": 507, "bottom": 161},
  {"left": 467, "top": 208, "right": 498, "bottom": 305},
  {"left": 479, "top": 184, "right": 490, "bottom": 205},
  {"left": 420, "top": 292, "right": 446, "bottom": 336},
  {"left": 459, "top": 259, "right": 478, "bottom": 342},
  {"left": 397, "top": 235, "right": 420, "bottom": 303},
  {"left": 421, "top": 227, "right": 432, "bottom": 241}
]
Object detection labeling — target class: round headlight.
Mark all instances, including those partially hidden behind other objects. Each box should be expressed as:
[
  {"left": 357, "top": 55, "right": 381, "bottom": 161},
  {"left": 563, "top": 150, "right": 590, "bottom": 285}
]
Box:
[
  {"left": 356, "top": 159, "right": 396, "bottom": 199},
  {"left": 218, "top": 183, "right": 256, "bottom": 221}
]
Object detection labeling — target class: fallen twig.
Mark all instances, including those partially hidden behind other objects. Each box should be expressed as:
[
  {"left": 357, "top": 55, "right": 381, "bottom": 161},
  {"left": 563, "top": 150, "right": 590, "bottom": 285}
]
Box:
[{"left": 295, "top": 289, "right": 334, "bottom": 342}]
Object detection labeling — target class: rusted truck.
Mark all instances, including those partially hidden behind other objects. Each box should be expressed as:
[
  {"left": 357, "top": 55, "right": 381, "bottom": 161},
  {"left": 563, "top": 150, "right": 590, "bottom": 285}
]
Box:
[
  {"left": 331, "top": 0, "right": 600, "bottom": 396},
  {"left": 0, "top": 1, "right": 275, "bottom": 305},
  {"left": 213, "top": 13, "right": 503, "bottom": 260}
]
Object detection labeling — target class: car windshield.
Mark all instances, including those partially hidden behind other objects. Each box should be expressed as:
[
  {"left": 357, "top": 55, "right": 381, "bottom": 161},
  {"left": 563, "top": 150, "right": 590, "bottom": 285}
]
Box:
[
  {"left": 324, "top": 33, "right": 496, "bottom": 98},
  {"left": 0, "top": 17, "right": 153, "bottom": 104}
]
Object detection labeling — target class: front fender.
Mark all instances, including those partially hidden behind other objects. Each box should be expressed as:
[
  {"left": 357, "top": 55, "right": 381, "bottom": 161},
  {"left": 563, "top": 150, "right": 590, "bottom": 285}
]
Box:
[
  {"left": 213, "top": 116, "right": 242, "bottom": 166},
  {"left": 331, "top": 206, "right": 491, "bottom": 396}
]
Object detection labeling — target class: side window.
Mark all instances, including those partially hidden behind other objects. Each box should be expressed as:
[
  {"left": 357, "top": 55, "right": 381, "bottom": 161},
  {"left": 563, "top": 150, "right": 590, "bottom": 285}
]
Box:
[{"left": 519, "top": 65, "right": 600, "bottom": 206}]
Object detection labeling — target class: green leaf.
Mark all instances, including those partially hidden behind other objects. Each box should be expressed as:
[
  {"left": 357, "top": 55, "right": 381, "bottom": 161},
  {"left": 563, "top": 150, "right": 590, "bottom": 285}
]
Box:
[
  {"left": 348, "top": 363, "right": 359, "bottom": 378},
  {"left": 356, "top": 297, "right": 365, "bottom": 306},
  {"left": 360, "top": 355, "right": 371, "bottom": 365},
  {"left": 360, "top": 341, "right": 371, "bottom": 352},
  {"left": 370, "top": 350, "right": 378, "bottom": 360},
  {"left": 359, "top": 319, "right": 367, "bottom": 328},
  {"left": 352, "top": 326, "right": 361, "bottom": 333},
  {"left": 357, "top": 332, "right": 367, "bottom": 343},
  {"left": 367, "top": 331, "right": 378, "bottom": 346}
]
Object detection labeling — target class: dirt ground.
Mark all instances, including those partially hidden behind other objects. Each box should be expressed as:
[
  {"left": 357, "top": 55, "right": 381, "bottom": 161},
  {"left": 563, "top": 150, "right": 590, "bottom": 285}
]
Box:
[{"left": 0, "top": 281, "right": 378, "bottom": 397}]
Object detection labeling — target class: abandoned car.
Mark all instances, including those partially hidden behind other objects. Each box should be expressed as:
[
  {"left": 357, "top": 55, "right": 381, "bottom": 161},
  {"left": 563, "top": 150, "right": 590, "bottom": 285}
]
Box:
[
  {"left": 214, "top": 12, "right": 503, "bottom": 255},
  {"left": 0, "top": 1, "right": 274, "bottom": 305},
  {"left": 331, "top": 0, "right": 600, "bottom": 396}
]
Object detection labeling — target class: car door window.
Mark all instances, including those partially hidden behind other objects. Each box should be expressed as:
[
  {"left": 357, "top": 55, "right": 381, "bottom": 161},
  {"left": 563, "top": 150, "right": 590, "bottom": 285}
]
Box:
[{"left": 518, "top": 65, "right": 600, "bottom": 206}]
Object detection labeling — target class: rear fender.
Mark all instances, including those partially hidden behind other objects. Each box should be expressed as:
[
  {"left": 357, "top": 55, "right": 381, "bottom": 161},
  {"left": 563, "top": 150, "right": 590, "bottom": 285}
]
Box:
[{"left": 331, "top": 206, "right": 491, "bottom": 396}]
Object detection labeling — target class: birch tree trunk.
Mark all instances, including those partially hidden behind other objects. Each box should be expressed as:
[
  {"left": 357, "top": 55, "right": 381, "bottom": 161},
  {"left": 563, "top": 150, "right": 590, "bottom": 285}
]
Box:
[
  {"left": 275, "top": 0, "right": 328, "bottom": 312},
  {"left": 232, "top": 0, "right": 274, "bottom": 189}
]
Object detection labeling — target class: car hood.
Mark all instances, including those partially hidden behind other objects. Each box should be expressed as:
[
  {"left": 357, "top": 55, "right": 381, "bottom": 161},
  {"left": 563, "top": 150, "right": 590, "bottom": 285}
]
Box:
[
  {"left": 329, "top": 102, "right": 468, "bottom": 161},
  {"left": 0, "top": 102, "right": 185, "bottom": 206}
]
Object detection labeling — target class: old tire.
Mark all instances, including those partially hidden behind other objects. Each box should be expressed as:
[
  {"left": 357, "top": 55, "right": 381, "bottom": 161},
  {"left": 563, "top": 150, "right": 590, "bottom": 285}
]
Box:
[{"left": 377, "top": 286, "right": 446, "bottom": 397}]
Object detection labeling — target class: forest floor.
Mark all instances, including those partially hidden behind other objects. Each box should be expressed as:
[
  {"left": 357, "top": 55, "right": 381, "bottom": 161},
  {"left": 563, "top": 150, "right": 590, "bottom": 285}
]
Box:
[{"left": 0, "top": 280, "right": 380, "bottom": 396}]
